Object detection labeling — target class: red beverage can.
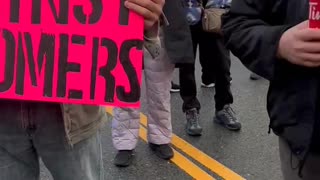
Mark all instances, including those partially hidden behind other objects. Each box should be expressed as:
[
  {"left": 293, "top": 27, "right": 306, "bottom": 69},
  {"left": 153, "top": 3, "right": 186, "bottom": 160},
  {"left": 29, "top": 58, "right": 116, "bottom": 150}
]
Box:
[{"left": 310, "top": 0, "right": 320, "bottom": 28}]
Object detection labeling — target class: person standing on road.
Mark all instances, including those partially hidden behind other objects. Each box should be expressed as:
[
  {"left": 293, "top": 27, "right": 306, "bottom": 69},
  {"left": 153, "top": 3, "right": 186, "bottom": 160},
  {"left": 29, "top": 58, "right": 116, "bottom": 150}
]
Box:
[
  {"left": 112, "top": 0, "right": 195, "bottom": 167},
  {"left": 222, "top": 0, "right": 320, "bottom": 179},
  {"left": 112, "top": 34, "right": 175, "bottom": 167},
  {"left": 0, "top": 1, "right": 165, "bottom": 180},
  {"left": 179, "top": 0, "right": 241, "bottom": 136}
]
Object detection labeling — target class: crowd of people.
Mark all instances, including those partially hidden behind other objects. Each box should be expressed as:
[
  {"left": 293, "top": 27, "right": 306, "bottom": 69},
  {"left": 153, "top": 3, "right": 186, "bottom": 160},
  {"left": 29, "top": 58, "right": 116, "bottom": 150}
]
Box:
[
  {"left": 113, "top": 0, "right": 242, "bottom": 167},
  {"left": 0, "top": 0, "right": 320, "bottom": 179}
]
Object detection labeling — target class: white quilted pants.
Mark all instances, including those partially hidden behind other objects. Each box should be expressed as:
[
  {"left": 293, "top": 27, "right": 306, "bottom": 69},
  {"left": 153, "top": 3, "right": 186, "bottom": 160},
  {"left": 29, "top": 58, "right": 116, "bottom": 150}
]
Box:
[{"left": 112, "top": 43, "right": 175, "bottom": 150}]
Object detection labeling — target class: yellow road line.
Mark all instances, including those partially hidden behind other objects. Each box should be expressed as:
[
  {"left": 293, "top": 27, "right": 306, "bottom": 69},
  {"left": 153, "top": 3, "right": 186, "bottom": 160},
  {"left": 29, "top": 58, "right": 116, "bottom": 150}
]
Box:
[
  {"left": 139, "top": 113, "right": 245, "bottom": 180},
  {"left": 139, "top": 125, "right": 215, "bottom": 180},
  {"left": 106, "top": 107, "right": 112, "bottom": 115},
  {"left": 106, "top": 107, "right": 245, "bottom": 180},
  {"left": 106, "top": 107, "right": 214, "bottom": 180}
]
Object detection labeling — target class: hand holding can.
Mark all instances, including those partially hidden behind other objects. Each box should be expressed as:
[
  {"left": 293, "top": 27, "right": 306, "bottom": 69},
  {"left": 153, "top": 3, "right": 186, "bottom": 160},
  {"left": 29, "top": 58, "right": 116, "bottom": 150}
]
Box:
[{"left": 310, "top": 0, "right": 320, "bottom": 28}]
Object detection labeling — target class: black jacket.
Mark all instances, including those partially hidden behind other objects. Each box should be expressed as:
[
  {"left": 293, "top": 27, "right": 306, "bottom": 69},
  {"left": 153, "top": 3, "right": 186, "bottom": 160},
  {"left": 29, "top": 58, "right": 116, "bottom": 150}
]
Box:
[
  {"left": 162, "top": 0, "right": 194, "bottom": 64},
  {"left": 222, "top": 0, "right": 320, "bottom": 159}
]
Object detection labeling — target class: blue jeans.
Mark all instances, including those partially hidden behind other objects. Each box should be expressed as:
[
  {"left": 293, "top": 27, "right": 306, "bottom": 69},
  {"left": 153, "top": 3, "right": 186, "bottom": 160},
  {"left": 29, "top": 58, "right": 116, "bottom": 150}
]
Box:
[{"left": 0, "top": 100, "right": 103, "bottom": 180}]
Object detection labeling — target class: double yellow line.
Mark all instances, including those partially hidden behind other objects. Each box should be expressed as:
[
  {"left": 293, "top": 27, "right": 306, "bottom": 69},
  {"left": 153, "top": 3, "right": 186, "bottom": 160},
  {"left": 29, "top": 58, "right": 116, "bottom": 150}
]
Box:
[{"left": 106, "top": 107, "right": 246, "bottom": 180}]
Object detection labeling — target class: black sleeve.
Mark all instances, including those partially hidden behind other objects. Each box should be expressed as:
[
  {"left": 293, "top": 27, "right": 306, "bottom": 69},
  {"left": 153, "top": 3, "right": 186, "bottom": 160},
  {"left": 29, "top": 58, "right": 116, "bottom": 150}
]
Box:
[
  {"left": 221, "top": 0, "right": 291, "bottom": 80},
  {"left": 162, "top": 0, "right": 194, "bottom": 64}
]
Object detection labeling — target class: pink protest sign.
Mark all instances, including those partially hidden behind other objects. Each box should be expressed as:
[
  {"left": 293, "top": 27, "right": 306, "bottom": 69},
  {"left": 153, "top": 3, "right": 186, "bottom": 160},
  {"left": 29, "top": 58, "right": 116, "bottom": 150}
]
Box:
[{"left": 0, "top": 0, "right": 144, "bottom": 107}]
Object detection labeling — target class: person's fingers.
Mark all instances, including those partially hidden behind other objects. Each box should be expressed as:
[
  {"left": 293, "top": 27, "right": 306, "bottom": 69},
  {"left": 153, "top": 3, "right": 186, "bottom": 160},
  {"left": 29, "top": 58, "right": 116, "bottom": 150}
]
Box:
[
  {"left": 126, "top": 0, "right": 162, "bottom": 17},
  {"left": 126, "top": 0, "right": 153, "bottom": 13},
  {"left": 292, "top": 57, "right": 320, "bottom": 67},
  {"left": 150, "top": 0, "right": 165, "bottom": 7},
  {"left": 125, "top": 1, "right": 158, "bottom": 21},
  {"left": 294, "top": 41, "right": 320, "bottom": 53},
  {"left": 301, "top": 61, "right": 320, "bottom": 67},
  {"left": 297, "top": 52, "right": 320, "bottom": 64},
  {"left": 296, "top": 28, "right": 320, "bottom": 41}
]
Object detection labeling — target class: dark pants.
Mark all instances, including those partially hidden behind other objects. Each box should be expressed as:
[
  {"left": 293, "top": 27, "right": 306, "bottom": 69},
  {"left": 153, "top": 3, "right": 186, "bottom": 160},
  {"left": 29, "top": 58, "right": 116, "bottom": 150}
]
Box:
[
  {"left": 279, "top": 137, "right": 320, "bottom": 180},
  {"left": 179, "top": 23, "right": 233, "bottom": 112}
]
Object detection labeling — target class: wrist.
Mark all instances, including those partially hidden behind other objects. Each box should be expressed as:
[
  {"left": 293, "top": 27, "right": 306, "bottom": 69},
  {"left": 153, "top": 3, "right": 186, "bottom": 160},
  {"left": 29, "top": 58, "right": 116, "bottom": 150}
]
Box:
[
  {"left": 144, "top": 21, "right": 159, "bottom": 37},
  {"left": 276, "top": 34, "right": 286, "bottom": 60}
]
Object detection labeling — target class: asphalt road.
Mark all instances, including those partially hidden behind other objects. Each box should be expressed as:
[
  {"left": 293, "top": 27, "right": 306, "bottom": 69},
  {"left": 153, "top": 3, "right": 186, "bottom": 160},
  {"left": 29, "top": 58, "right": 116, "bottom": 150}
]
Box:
[{"left": 40, "top": 54, "right": 283, "bottom": 180}]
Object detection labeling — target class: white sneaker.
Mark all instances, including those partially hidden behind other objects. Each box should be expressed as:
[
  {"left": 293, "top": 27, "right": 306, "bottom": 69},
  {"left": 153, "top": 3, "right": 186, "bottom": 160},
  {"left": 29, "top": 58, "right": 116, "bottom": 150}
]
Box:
[
  {"left": 170, "top": 82, "right": 180, "bottom": 93},
  {"left": 201, "top": 82, "right": 215, "bottom": 88}
]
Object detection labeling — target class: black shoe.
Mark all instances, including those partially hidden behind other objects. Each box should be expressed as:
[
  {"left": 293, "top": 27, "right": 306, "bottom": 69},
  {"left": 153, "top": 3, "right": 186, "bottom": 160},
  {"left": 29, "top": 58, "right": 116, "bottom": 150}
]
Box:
[
  {"left": 149, "top": 143, "right": 174, "bottom": 160},
  {"left": 114, "top": 150, "right": 134, "bottom": 167},
  {"left": 170, "top": 82, "right": 180, "bottom": 93},
  {"left": 185, "top": 108, "right": 203, "bottom": 136},
  {"left": 250, "top": 73, "right": 261, "bottom": 80},
  {"left": 214, "top": 105, "right": 241, "bottom": 131}
]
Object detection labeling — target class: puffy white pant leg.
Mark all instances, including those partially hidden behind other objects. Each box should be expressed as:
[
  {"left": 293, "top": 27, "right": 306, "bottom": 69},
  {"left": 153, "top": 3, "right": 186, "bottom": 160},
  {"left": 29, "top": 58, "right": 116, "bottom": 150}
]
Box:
[
  {"left": 144, "top": 42, "right": 175, "bottom": 145},
  {"left": 112, "top": 36, "right": 174, "bottom": 149},
  {"left": 112, "top": 108, "right": 140, "bottom": 150}
]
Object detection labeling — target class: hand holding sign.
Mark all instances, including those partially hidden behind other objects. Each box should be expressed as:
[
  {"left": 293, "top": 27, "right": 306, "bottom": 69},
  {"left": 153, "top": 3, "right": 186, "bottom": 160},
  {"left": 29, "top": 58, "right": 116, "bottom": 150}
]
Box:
[
  {"left": 0, "top": 0, "right": 144, "bottom": 108},
  {"left": 125, "top": 0, "right": 165, "bottom": 29}
]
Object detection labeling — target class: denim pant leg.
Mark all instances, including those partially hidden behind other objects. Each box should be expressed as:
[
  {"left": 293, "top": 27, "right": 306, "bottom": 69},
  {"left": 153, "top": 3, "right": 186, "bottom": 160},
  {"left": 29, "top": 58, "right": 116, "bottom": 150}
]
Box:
[
  {"left": 0, "top": 100, "right": 40, "bottom": 180},
  {"left": 29, "top": 102, "right": 104, "bottom": 180}
]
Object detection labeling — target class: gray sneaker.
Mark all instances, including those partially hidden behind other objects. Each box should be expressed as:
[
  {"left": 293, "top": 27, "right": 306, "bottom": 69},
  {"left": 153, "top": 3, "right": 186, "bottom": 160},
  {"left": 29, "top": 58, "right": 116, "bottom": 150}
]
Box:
[
  {"left": 186, "top": 108, "right": 203, "bottom": 136},
  {"left": 214, "top": 105, "right": 241, "bottom": 131}
]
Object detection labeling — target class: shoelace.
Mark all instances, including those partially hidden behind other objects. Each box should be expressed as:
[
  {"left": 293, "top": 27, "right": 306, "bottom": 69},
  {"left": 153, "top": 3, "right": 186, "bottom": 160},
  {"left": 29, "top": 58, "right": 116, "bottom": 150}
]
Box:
[
  {"left": 187, "top": 111, "right": 199, "bottom": 126},
  {"left": 224, "top": 106, "right": 236, "bottom": 122}
]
